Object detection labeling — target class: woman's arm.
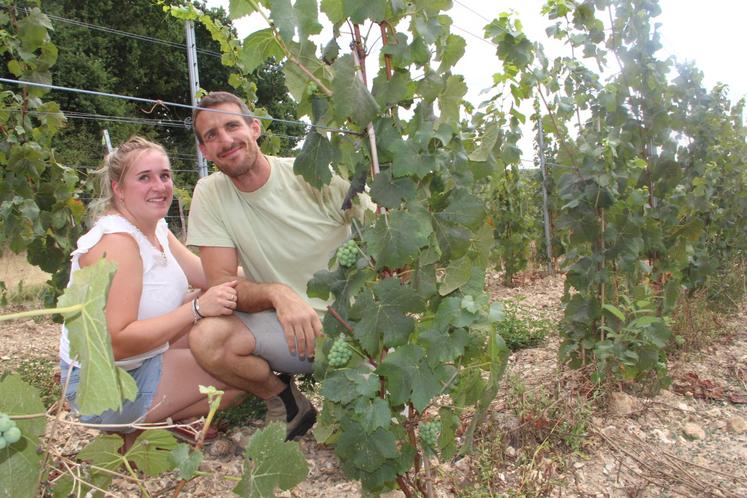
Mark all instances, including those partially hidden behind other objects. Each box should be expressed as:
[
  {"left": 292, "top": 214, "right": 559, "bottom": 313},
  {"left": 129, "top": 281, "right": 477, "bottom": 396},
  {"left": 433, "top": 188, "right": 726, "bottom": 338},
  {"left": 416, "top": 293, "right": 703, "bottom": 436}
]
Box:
[
  {"left": 167, "top": 230, "right": 208, "bottom": 290},
  {"left": 79, "top": 233, "right": 238, "bottom": 360}
]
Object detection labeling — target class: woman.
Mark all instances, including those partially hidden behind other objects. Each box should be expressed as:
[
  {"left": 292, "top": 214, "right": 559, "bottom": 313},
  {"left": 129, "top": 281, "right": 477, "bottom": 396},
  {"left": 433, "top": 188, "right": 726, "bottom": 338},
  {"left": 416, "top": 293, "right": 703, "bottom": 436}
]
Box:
[{"left": 59, "top": 136, "right": 243, "bottom": 447}]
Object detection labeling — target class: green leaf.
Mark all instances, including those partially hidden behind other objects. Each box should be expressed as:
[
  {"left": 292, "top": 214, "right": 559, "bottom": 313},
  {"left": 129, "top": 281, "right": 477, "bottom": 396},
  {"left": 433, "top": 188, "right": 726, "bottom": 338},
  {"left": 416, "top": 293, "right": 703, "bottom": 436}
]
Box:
[
  {"left": 438, "top": 34, "right": 466, "bottom": 71},
  {"left": 369, "top": 169, "right": 417, "bottom": 209},
  {"left": 439, "top": 255, "right": 472, "bottom": 295},
  {"left": 358, "top": 398, "right": 391, "bottom": 434},
  {"left": 372, "top": 70, "right": 412, "bottom": 107},
  {"left": 390, "top": 141, "right": 432, "bottom": 178},
  {"left": 233, "top": 423, "right": 309, "bottom": 497},
  {"left": 437, "top": 75, "right": 467, "bottom": 124},
  {"left": 342, "top": 0, "right": 386, "bottom": 23},
  {"left": 602, "top": 303, "right": 625, "bottom": 322},
  {"left": 239, "top": 29, "right": 284, "bottom": 74},
  {"left": 320, "top": 0, "right": 344, "bottom": 24},
  {"left": 0, "top": 375, "right": 45, "bottom": 498},
  {"left": 57, "top": 258, "right": 138, "bottom": 415},
  {"left": 363, "top": 209, "right": 432, "bottom": 269},
  {"left": 352, "top": 279, "right": 424, "bottom": 352},
  {"left": 126, "top": 430, "right": 179, "bottom": 476},
  {"left": 376, "top": 345, "right": 442, "bottom": 411},
  {"left": 331, "top": 54, "right": 379, "bottom": 126},
  {"left": 65, "top": 434, "right": 125, "bottom": 495},
  {"left": 336, "top": 420, "right": 398, "bottom": 474},
  {"left": 229, "top": 0, "right": 258, "bottom": 19},
  {"left": 294, "top": 130, "right": 333, "bottom": 189},
  {"left": 320, "top": 367, "right": 381, "bottom": 404},
  {"left": 267, "top": 0, "right": 297, "bottom": 42},
  {"left": 468, "top": 122, "right": 500, "bottom": 162},
  {"left": 169, "top": 444, "right": 204, "bottom": 481},
  {"left": 295, "top": 0, "right": 323, "bottom": 39}
]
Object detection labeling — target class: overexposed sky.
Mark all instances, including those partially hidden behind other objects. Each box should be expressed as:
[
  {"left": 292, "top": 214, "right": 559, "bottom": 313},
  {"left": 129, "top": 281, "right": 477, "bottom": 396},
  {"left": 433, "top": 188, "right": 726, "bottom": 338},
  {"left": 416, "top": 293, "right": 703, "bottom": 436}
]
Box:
[{"left": 206, "top": 0, "right": 746, "bottom": 108}]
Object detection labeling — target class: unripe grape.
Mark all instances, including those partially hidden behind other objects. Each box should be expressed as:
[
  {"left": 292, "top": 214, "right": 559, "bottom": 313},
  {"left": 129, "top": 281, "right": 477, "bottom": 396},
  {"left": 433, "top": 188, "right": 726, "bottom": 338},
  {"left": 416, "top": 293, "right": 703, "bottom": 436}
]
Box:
[
  {"left": 0, "top": 414, "right": 11, "bottom": 433},
  {"left": 3, "top": 426, "right": 20, "bottom": 444},
  {"left": 328, "top": 338, "right": 352, "bottom": 367}
]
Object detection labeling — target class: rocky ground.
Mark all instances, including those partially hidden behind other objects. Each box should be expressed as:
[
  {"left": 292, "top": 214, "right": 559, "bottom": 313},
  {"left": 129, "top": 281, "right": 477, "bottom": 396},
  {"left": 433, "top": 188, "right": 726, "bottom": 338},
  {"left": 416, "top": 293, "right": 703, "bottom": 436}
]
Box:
[{"left": 1, "top": 268, "right": 745, "bottom": 497}]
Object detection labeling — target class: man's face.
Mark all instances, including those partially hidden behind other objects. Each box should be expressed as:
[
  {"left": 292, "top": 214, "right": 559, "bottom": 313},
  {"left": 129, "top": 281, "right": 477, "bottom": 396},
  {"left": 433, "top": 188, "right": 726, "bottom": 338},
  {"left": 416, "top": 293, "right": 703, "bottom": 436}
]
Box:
[{"left": 195, "top": 102, "right": 261, "bottom": 178}]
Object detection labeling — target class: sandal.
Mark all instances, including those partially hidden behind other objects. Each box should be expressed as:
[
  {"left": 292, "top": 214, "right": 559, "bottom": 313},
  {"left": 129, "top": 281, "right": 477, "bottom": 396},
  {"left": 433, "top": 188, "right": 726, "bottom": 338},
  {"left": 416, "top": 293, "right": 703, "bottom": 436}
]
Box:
[{"left": 169, "top": 420, "right": 219, "bottom": 445}]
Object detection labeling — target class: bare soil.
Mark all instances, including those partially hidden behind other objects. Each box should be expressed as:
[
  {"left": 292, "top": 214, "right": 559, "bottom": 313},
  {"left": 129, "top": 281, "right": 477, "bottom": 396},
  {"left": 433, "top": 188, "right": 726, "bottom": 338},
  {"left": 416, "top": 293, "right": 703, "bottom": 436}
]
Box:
[{"left": 1, "top": 263, "right": 745, "bottom": 497}]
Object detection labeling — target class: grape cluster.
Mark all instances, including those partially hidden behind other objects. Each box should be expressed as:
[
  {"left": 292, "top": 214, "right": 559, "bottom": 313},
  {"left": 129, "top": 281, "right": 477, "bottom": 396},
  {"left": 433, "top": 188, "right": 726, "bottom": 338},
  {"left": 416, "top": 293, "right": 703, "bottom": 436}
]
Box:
[
  {"left": 336, "top": 240, "right": 358, "bottom": 268},
  {"left": 328, "top": 338, "right": 352, "bottom": 368},
  {"left": 419, "top": 420, "right": 441, "bottom": 449},
  {"left": 0, "top": 413, "right": 21, "bottom": 450}
]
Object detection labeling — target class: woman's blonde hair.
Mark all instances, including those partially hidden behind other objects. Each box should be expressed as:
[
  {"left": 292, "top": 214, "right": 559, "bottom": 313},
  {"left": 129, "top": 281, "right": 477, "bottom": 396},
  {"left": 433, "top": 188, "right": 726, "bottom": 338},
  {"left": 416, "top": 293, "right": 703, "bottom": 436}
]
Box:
[{"left": 88, "top": 136, "right": 168, "bottom": 221}]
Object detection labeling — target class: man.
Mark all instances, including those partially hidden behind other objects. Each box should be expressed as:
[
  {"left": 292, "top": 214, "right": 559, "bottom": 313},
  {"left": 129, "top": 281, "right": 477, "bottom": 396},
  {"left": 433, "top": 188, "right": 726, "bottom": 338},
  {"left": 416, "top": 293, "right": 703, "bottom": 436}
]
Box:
[{"left": 186, "top": 91, "right": 371, "bottom": 440}]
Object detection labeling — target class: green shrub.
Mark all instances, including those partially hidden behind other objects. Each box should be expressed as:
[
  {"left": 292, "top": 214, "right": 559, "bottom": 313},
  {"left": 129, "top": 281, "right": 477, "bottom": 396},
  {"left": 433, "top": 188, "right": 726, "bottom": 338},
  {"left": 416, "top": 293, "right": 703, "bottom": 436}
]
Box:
[
  {"left": 16, "top": 358, "right": 61, "bottom": 408},
  {"left": 497, "top": 300, "right": 553, "bottom": 351}
]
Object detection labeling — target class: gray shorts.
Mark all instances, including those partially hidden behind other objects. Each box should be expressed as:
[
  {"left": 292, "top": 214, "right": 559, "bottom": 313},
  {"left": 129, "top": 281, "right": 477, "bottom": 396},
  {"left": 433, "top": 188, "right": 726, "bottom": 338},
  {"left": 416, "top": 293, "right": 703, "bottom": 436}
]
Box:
[{"left": 236, "top": 310, "right": 314, "bottom": 374}]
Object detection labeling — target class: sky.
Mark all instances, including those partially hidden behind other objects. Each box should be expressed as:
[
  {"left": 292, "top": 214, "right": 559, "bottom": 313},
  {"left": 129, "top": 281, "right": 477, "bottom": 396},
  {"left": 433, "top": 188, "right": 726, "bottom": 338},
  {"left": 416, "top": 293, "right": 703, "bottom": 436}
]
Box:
[{"left": 205, "top": 0, "right": 746, "bottom": 110}]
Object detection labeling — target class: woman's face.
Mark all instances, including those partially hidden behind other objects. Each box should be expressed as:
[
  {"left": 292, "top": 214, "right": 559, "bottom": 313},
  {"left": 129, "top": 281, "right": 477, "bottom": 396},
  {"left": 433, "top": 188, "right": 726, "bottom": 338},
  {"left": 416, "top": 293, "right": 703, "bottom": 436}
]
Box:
[{"left": 113, "top": 149, "right": 173, "bottom": 223}]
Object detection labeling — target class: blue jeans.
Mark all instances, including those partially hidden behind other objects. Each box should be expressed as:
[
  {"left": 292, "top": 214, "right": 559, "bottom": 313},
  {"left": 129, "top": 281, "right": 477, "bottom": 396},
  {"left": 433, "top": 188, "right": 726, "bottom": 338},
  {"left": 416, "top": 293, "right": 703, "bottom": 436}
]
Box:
[{"left": 60, "top": 353, "right": 163, "bottom": 433}]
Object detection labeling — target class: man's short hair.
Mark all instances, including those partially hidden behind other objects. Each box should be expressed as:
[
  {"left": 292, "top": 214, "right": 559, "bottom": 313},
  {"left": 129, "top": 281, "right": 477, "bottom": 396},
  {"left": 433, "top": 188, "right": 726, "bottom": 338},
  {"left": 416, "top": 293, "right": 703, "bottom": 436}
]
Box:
[{"left": 192, "top": 91, "right": 255, "bottom": 143}]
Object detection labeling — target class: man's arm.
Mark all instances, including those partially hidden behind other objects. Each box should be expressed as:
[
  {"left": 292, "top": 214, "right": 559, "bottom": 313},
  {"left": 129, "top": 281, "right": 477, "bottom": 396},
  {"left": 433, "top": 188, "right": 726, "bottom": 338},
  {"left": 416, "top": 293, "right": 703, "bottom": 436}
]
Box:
[{"left": 199, "top": 246, "right": 322, "bottom": 359}]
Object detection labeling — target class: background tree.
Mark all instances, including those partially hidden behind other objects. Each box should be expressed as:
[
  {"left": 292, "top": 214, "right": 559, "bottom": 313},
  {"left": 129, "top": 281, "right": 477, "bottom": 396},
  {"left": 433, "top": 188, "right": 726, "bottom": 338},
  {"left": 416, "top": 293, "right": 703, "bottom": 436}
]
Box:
[{"left": 42, "top": 0, "right": 303, "bottom": 184}]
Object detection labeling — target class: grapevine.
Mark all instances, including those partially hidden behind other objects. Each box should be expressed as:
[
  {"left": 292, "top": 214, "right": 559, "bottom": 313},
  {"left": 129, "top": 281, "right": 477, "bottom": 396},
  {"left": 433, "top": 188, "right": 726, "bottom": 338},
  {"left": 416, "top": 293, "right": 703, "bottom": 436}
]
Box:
[
  {"left": 327, "top": 337, "right": 353, "bottom": 368},
  {"left": 336, "top": 240, "right": 359, "bottom": 268}
]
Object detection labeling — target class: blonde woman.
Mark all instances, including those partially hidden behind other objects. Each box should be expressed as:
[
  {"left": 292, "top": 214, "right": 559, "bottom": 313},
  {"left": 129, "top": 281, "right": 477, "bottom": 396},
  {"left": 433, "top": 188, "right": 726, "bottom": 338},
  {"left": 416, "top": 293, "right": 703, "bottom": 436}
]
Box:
[{"left": 59, "top": 136, "right": 244, "bottom": 447}]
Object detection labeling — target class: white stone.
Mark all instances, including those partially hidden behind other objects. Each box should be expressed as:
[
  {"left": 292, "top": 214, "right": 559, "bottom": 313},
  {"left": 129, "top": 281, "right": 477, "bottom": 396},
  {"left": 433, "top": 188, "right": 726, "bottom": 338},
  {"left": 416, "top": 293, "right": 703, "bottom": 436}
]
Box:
[
  {"left": 608, "top": 392, "right": 637, "bottom": 417},
  {"left": 683, "top": 422, "right": 706, "bottom": 440},
  {"left": 726, "top": 416, "right": 747, "bottom": 434}
]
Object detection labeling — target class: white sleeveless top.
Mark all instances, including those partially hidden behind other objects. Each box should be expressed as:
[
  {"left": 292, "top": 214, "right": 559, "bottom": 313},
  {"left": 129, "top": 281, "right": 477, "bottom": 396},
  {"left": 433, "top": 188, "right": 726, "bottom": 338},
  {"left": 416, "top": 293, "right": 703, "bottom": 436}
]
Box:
[{"left": 59, "top": 214, "right": 189, "bottom": 370}]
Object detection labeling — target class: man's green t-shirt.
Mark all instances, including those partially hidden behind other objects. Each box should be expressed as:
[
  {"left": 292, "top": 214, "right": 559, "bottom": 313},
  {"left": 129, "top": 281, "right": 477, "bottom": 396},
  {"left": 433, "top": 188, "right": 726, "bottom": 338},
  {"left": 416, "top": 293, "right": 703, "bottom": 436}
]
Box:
[{"left": 186, "top": 156, "right": 370, "bottom": 314}]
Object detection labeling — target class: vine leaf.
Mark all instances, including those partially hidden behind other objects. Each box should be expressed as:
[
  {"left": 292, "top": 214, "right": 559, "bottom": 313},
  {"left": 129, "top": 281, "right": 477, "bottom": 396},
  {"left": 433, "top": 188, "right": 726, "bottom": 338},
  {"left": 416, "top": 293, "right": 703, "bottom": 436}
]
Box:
[
  {"left": 54, "top": 434, "right": 127, "bottom": 496},
  {"left": 294, "top": 129, "right": 333, "bottom": 188},
  {"left": 362, "top": 209, "right": 432, "bottom": 269},
  {"left": 330, "top": 54, "right": 379, "bottom": 126},
  {"left": 0, "top": 375, "right": 45, "bottom": 498},
  {"left": 375, "top": 345, "right": 441, "bottom": 412},
  {"left": 352, "top": 279, "right": 425, "bottom": 353},
  {"left": 57, "top": 258, "right": 138, "bottom": 416},
  {"left": 266, "top": 0, "right": 297, "bottom": 42},
  {"left": 170, "top": 444, "right": 204, "bottom": 481},
  {"left": 341, "top": 0, "right": 387, "bottom": 23},
  {"left": 437, "top": 75, "right": 467, "bottom": 125},
  {"left": 320, "top": 367, "right": 380, "bottom": 404},
  {"left": 229, "top": 0, "right": 257, "bottom": 19},
  {"left": 295, "top": 0, "right": 323, "bottom": 39},
  {"left": 233, "top": 423, "right": 309, "bottom": 497},
  {"left": 336, "top": 420, "right": 398, "bottom": 475},
  {"left": 369, "top": 169, "right": 417, "bottom": 209},
  {"left": 439, "top": 255, "right": 472, "bottom": 295},
  {"left": 126, "top": 430, "right": 179, "bottom": 476},
  {"left": 239, "top": 29, "right": 284, "bottom": 74}
]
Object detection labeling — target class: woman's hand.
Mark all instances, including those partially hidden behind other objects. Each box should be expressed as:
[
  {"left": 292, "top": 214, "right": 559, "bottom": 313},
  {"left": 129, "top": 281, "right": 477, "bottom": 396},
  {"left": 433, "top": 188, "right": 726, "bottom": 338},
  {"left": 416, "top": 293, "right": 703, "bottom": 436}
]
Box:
[{"left": 196, "top": 280, "right": 239, "bottom": 317}]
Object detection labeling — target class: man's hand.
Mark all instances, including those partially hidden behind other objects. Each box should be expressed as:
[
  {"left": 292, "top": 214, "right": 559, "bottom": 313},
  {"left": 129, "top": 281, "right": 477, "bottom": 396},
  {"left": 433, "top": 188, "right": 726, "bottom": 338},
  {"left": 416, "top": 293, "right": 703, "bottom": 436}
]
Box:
[{"left": 270, "top": 284, "right": 322, "bottom": 359}]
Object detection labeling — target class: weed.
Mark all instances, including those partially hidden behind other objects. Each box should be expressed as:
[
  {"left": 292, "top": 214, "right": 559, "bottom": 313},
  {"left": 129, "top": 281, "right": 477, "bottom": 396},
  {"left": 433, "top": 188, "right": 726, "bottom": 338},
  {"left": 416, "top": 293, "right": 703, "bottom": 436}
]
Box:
[
  {"left": 0, "top": 280, "right": 47, "bottom": 308},
  {"left": 16, "top": 357, "right": 61, "bottom": 408},
  {"left": 214, "top": 395, "right": 266, "bottom": 430},
  {"left": 496, "top": 300, "right": 553, "bottom": 351},
  {"left": 669, "top": 289, "right": 728, "bottom": 354}
]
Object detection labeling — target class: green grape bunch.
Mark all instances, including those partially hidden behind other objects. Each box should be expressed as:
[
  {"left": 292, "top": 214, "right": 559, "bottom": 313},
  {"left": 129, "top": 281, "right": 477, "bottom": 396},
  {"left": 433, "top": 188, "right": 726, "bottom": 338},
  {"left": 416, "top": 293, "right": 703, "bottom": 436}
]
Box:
[
  {"left": 0, "top": 412, "right": 22, "bottom": 450},
  {"left": 328, "top": 337, "right": 353, "bottom": 368},
  {"left": 336, "top": 240, "right": 359, "bottom": 268},
  {"left": 419, "top": 420, "right": 441, "bottom": 450}
]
